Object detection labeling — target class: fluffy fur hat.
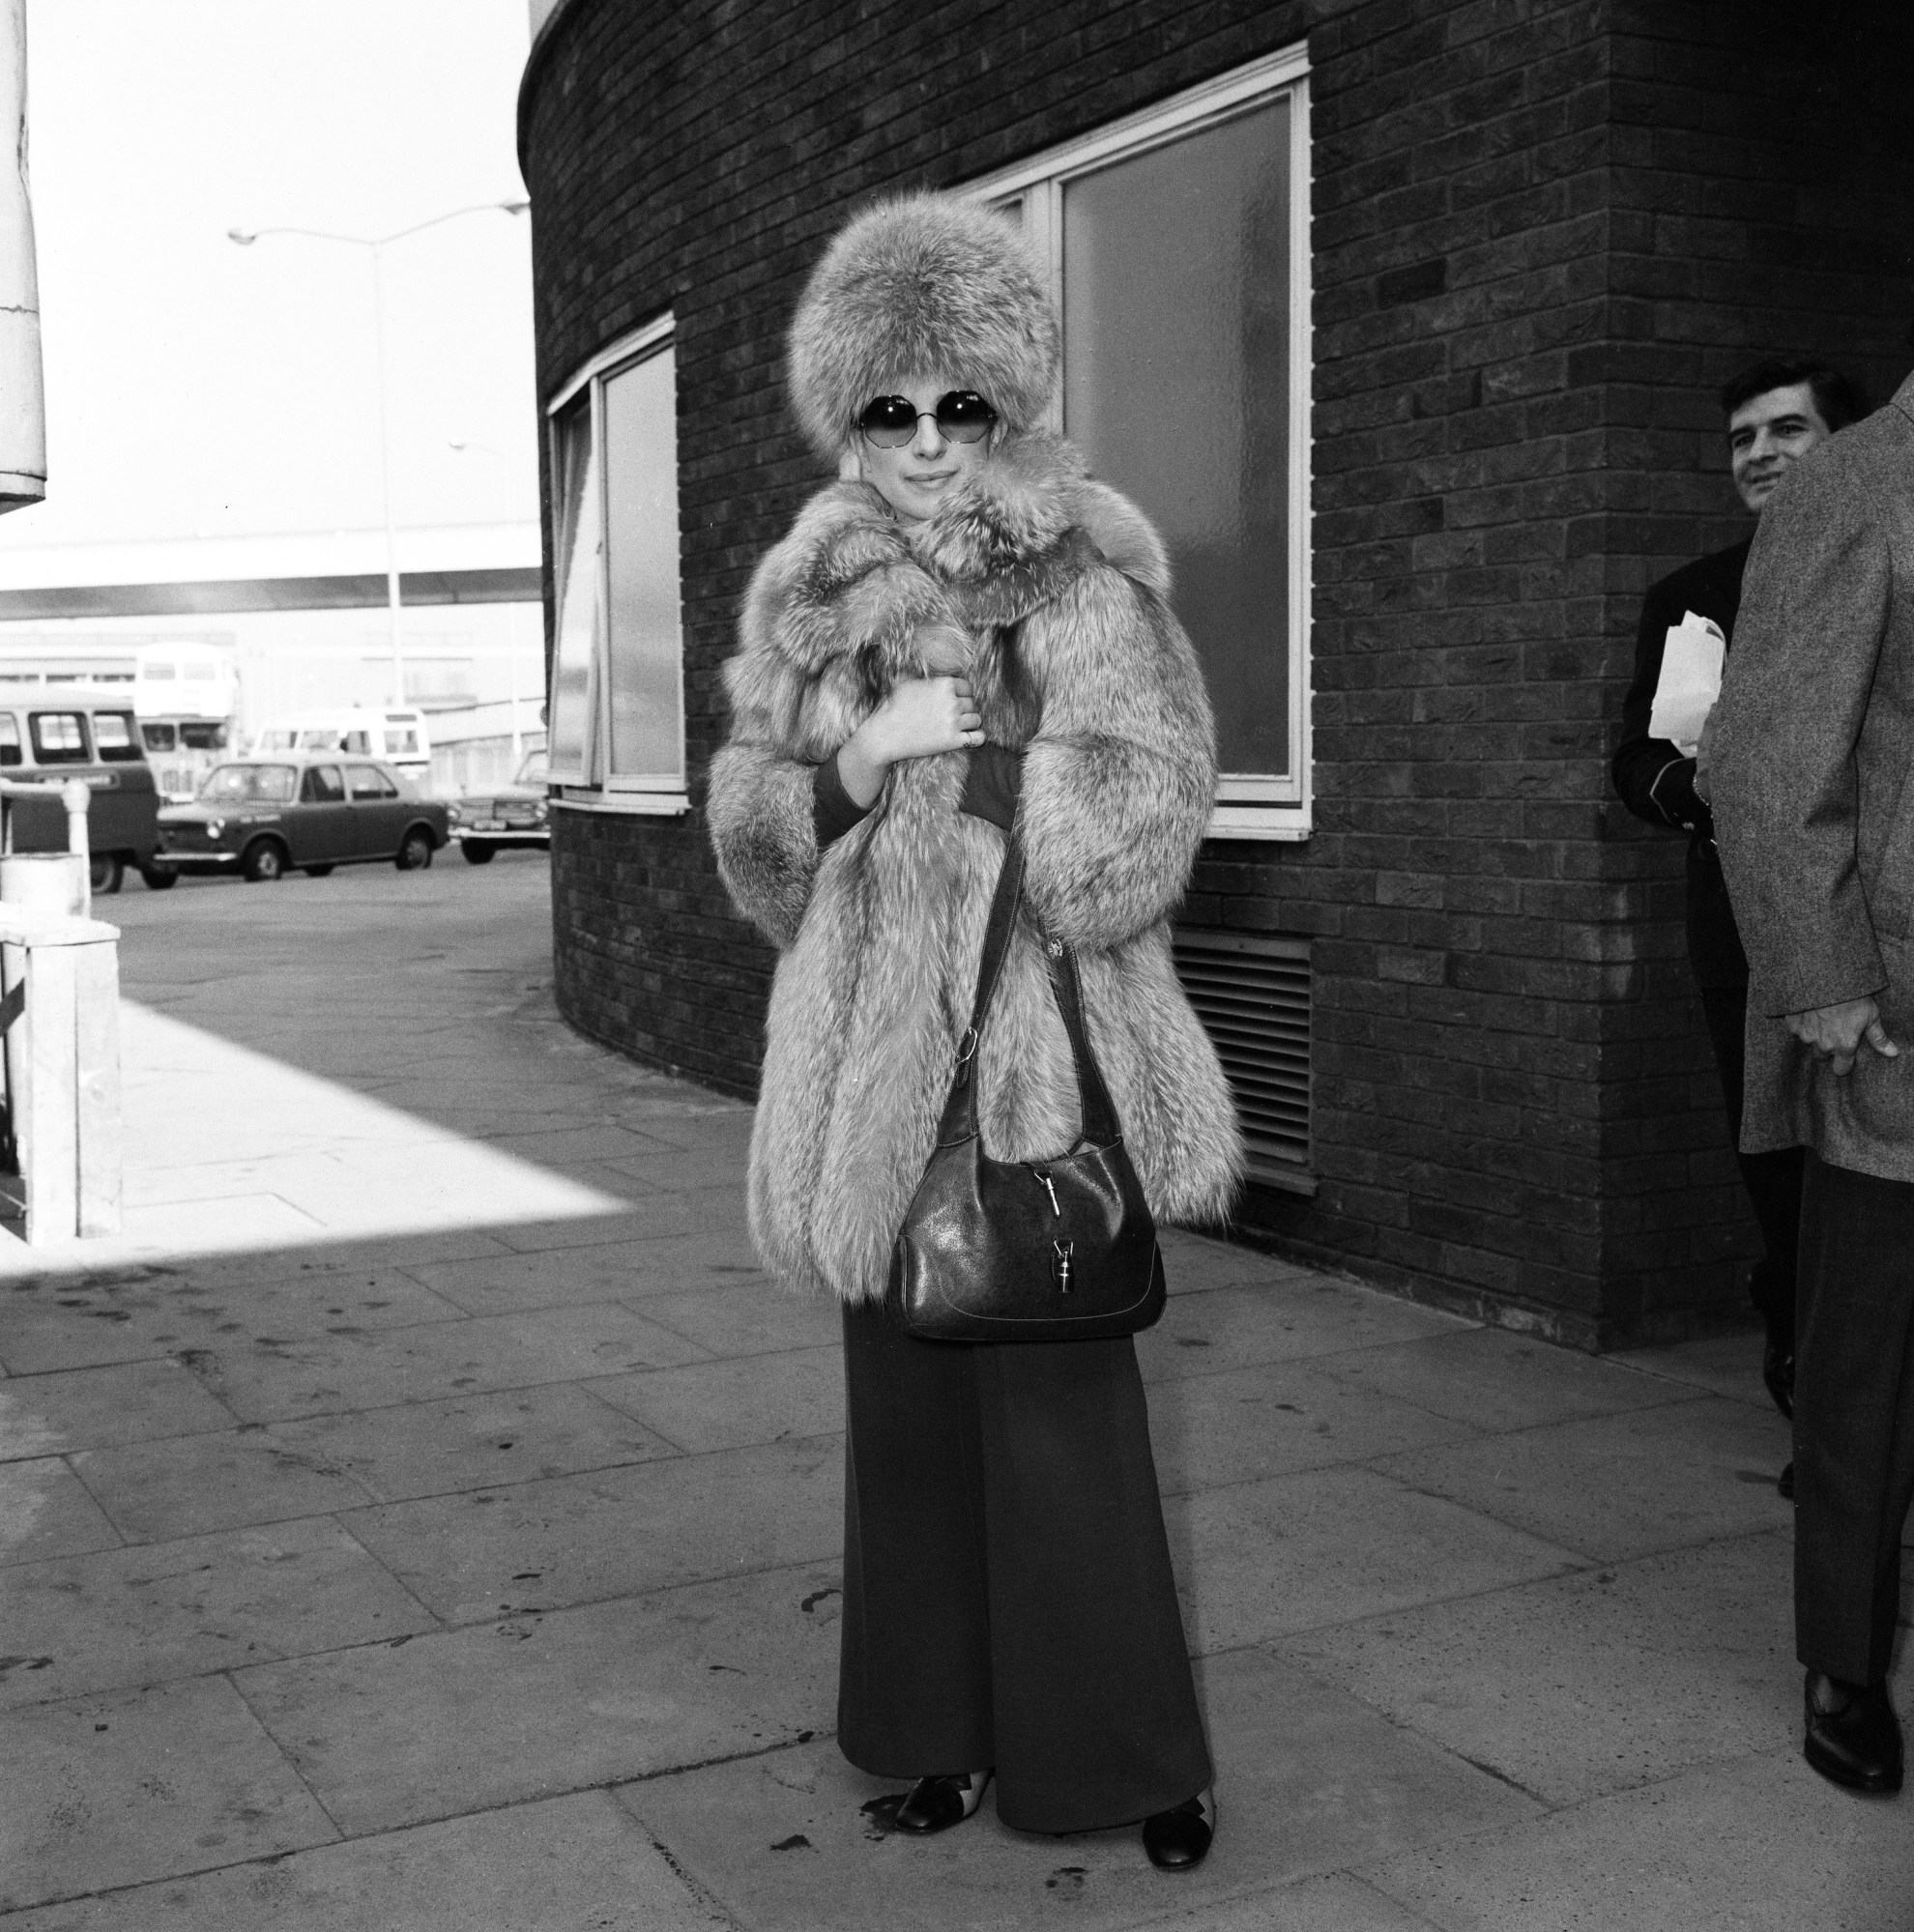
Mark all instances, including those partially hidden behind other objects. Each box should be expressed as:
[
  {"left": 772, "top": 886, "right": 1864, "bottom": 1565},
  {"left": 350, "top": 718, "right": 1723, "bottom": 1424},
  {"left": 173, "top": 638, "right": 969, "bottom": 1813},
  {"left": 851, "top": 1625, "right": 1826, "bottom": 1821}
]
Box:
[{"left": 787, "top": 193, "right": 1059, "bottom": 462}]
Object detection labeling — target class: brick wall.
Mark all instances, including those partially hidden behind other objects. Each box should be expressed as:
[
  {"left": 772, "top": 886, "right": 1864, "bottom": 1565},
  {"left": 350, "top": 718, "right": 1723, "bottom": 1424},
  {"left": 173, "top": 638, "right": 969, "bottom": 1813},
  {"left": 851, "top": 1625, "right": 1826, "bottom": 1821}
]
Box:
[{"left": 520, "top": 0, "right": 1914, "bottom": 1346}]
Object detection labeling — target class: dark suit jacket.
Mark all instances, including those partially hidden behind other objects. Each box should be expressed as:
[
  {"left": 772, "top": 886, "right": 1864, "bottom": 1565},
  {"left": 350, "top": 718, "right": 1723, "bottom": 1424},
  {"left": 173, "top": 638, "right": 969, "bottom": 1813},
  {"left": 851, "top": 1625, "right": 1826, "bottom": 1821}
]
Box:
[
  {"left": 1712, "top": 371, "right": 1914, "bottom": 1178},
  {"left": 1611, "top": 539, "right": 1751, "bottom": 989}
]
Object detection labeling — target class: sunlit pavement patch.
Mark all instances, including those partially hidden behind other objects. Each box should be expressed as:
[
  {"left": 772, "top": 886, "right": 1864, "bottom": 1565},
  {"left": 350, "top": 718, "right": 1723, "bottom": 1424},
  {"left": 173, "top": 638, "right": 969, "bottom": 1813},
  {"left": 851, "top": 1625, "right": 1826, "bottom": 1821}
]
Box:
[{"left": 0, "top": 1001, "right": 626, "bottom": 1279}]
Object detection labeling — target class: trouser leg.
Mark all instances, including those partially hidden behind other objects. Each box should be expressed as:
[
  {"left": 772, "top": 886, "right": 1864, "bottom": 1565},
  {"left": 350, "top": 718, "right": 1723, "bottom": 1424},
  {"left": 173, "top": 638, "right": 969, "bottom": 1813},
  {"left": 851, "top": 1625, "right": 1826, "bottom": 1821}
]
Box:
[
  {"left": 836, "top": 1302, "right": 994, "bottom": 1776},
  {"left": 972, "top": 1335, "right": 1211, "bottom": 1833},
  {"left": 1792, "top": 1154, "right": 1914, "bottom": 1686},
  {"left": 1699, "top": 985, "right": 1802, "bottom": 1342},
  {"left": 834, "top": 1303, "right": 1211, "bottom": 1831}
]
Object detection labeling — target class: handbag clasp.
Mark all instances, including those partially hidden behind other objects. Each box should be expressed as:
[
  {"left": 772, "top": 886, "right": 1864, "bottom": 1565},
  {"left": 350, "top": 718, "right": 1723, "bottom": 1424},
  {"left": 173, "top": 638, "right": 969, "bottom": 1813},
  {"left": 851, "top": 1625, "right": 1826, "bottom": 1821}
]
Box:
[{"left": 1052, "top": 1240, "right": 1075, "bottom": 1292}]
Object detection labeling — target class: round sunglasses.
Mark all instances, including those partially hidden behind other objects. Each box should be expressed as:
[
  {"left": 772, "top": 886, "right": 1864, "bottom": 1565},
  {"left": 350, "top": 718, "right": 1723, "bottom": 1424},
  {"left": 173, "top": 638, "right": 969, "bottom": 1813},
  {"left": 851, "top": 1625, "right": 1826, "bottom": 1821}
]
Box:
[{"left": 857, "top": 389, "right": 998, "bottom": 447}]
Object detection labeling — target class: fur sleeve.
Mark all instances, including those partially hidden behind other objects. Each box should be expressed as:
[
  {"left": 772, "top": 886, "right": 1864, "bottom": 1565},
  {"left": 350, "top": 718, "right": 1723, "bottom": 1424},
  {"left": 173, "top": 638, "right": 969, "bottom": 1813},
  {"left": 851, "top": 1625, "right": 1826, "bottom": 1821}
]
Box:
[{"left": 1018, "top": 564, "right": 1216, "bottom": 950}]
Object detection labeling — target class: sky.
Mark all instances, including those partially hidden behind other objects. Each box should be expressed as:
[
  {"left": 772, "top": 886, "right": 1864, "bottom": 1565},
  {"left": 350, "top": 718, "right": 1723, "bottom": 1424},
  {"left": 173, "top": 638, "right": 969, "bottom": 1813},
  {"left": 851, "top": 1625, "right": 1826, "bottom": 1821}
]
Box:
[{"left": 1, "top": 0, "right": 536, "bottom": 560}]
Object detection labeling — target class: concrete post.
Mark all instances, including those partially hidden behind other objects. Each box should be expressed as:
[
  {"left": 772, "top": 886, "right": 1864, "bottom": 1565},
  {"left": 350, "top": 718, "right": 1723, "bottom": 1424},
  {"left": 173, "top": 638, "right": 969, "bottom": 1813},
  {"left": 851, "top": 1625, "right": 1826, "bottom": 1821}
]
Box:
[{"left": 0, "top": 0, "right": 44, "bottom": 512}]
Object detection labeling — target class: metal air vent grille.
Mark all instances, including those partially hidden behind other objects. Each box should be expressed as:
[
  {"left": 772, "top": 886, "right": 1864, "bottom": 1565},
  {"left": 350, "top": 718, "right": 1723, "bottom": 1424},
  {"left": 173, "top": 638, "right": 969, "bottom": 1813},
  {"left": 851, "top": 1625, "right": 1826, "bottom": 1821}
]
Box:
[{"left": 1172, "top": 928, "right": 1311, "bottom": 1186}]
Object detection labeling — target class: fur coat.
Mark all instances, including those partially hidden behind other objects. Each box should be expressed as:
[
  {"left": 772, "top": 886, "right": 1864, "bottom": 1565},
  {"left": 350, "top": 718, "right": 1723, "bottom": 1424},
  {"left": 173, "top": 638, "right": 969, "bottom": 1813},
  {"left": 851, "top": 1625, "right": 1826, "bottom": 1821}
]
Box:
[{"left": 709, "top": 433, "right": 1243, "bottom": 1305}]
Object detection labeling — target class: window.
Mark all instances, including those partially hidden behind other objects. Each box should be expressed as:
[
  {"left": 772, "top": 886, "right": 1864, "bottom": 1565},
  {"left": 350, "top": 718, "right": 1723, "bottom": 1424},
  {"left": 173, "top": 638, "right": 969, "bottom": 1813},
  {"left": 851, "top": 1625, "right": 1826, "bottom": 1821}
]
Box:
[
  {"left": 31, "top": 712, "right": 90, "bottom": 764},
  {"left": 144, "top": 662, "right": 177, "bottom": 682},
  {"left": 202, "top": 764, "right": 296, "bottom": 803},
  {"left": 180, "top": 722, "right": 228, "bottom": 751},
  {"left": 93, "top": 712, "right": 143, "bottom": 763},
  {"left": 142, "top": 723, "right": 178, "bottom": 752},
  {"left": 0, "top": 715, "right": 18, "bottom": 766},
  {"left": 969, "top": 47, "right": 1312, "bottom": 839},
  {"left": 545, "top": 314, "right": 687, "bottom": 811},
  {"left": 183, "top": 662, "right": 217, "bottom": 681},
  {"left": 346, "top": 764, "right": 398, "bottom": 800},
  {"left": 301, "top": 764, "right": 346, "bottom": 803}
]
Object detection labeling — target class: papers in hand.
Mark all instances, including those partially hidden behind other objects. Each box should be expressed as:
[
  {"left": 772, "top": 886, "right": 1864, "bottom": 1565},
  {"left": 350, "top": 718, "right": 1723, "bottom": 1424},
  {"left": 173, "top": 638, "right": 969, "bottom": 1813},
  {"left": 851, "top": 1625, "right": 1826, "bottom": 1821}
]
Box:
[{"left": 1648, "top": 610, "right": 1726, "bottom": 757}]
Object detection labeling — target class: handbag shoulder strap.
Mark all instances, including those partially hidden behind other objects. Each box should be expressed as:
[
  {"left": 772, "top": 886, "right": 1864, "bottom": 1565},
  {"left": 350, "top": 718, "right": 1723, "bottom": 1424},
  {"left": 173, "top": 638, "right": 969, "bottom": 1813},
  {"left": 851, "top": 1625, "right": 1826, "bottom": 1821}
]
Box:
[{"left": 941, "top": 833, "right": 1121, "bottom": 1147}]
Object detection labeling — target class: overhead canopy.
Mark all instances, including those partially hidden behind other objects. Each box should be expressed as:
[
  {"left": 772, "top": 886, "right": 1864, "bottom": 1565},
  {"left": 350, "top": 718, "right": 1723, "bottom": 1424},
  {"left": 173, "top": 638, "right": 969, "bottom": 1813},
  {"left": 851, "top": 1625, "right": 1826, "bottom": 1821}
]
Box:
[{"left": 0, "top": 565, "right": 541, "bottom": 620}]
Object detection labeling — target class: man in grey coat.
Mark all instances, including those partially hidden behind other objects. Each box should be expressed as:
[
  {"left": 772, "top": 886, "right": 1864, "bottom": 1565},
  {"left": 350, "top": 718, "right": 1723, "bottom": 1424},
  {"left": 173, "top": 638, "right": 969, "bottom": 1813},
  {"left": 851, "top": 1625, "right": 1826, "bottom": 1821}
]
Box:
[{"left": 1710, "top": 366, "right": 1914, "bottom": 1797}]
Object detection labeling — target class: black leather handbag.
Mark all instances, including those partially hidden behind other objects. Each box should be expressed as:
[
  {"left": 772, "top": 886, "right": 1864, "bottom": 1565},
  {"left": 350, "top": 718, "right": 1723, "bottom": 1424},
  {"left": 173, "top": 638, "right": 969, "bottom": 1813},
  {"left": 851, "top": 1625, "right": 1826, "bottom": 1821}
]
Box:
[{"left": 884, "top": 837, "right": 1167, "bottom": 1342}]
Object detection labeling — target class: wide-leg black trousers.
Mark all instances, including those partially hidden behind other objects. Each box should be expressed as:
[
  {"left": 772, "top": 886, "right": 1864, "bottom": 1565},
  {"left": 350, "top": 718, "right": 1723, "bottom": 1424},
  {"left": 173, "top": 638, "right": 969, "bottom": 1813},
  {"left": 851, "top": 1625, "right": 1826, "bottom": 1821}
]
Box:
[
  {"left": 835, "top": 1300, "right": 1211, "bottom": 1833},
  {"left": 1793, "top": 1153, "right": 1914, "bottom": 1687}
]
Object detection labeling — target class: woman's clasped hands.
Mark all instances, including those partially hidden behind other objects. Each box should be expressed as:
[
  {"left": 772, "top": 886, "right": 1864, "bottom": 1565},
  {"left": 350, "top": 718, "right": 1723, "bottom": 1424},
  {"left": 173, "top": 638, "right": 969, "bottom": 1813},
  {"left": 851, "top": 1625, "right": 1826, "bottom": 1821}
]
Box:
[{"left": 836, "top": 676, "right": 984, "bottom": 807}]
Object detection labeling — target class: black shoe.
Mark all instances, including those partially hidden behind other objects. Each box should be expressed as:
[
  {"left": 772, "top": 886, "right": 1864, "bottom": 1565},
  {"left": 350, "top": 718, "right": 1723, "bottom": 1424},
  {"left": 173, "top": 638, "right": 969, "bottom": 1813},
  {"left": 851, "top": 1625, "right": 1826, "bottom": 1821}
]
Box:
[
  {"left": 1143, "top": 1790, "right": 1215, "bottom": 1871},
  {"left": 1777, "top": 1460, "right": 1795, "bottom": 1501},
  {"left": 1763, "top": 1341, "right": 1794, "bottom": 1421},
  {"left": 861, "top": 1770, "right": 990, "bottom": 1835},
  {"left": 1804, "top": 1673, "right": 1903, "bottom": 1794}
]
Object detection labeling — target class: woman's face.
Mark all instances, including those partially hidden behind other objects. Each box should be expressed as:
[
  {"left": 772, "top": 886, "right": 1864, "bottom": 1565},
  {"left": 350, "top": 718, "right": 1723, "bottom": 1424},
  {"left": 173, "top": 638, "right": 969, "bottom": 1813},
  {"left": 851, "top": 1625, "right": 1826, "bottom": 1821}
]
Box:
[{"left": 850, "top": 373, "right": 994, "bottom": 523}]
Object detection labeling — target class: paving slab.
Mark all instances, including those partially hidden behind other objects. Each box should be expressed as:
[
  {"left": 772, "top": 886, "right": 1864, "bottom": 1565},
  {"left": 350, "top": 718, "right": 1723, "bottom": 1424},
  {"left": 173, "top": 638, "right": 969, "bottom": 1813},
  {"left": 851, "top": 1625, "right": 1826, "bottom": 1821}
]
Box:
[
  {"left": 1169, "top": 1465, "right": 1582, "bottom": 1654},
  {"left": 268, "top": 1381, "right": 678, "bottom": 1503},
  {"left": 1370, "top": 1397, "right": 1794, "bottom": 1564},
  {"left": 1126, "top": 1875, "right": 1442, "bottom": 1930},
  {"left": 634, "top": 1281, "right": 845, "bottom": 1360},
  {"left": 401, "top": 1229, "right": 768, "bottom": 1317},
  {"left": 1134, "top": 1278, "right": 1472, "bottom": 1387},
  {"left": 0, "top": 1358, "right": 237, "bottom": 1459},
  {"left": 341, "top": 1433, "right": 843, "bottom": 1624},
  {"left": 176, "top": 1300, "right": 711, "bottom": 1425},
  {"left": 1613, "top": 1330, "right": 1777, "bottom": 1409},
  {"left": 1147, "top": 1357, "right": 1478, "bottom": 1498},
  {"left": 591, "top": 1347, "right": 844, "bottom": 1455},
  {"left": 0, "top": 1268, "right": 464, "bottom": 1375},
  {"left": 1282, "top": 1529, "right": 1798, "bottom": 1807},
  {"left": 620, "top": 1645, "right": 1536, "bottom": 1932},
  {"left": 72, "top": 1427, "right": 380, "bottom": 1542},
  {"left": 0, "top": 1517, "right": 438, "bottom": 1712},
  {"left": 0, "top": 1674, "right": 338, "bottom": 1913},
  {"left": 0, "top": 1457, "right": 125, "bottom": 1567},
  {"left": 236, "top": 1564, "right": 842, "bottom": 1834},
  {"left": 0, "top": 1789, "right": 734, "bottom": 1932},
  {"left": 1309, "top": 1326, "right": 1702, "bottom": 1433},
  {"left": 1359, "top": 1746, "right": 1914, "bottom": 1932}
]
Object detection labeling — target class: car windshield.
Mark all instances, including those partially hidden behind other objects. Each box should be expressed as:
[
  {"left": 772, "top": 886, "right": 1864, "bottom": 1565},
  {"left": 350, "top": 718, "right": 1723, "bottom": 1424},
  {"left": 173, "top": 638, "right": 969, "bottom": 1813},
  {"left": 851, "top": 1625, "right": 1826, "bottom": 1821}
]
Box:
[
  {"left": 199, "top": 764, "right": 297, "bottom": 803},
  {"left": 515, "top": 751, "right": 549, "bottom": 786}
]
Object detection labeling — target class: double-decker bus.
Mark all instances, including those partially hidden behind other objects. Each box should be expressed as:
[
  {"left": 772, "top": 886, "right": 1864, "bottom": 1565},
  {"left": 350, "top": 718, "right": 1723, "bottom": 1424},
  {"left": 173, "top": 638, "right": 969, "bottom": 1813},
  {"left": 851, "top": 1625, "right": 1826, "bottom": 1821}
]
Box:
[{"left": 133, "top": 642, "right": 241, "bottom": 800}]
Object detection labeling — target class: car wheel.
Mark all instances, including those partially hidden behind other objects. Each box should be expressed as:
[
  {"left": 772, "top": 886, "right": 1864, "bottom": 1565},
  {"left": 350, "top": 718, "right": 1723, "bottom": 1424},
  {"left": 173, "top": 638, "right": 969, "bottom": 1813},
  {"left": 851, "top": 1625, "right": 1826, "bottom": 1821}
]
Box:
[
  {"left": 89, "top": 853, "right": 125, "bottom": 896},
  {"left": 138, "top": 861, "right": 178, "bottom": 891},
  {"left": 460, "top": 841, "right": 495, "bottom": 865},
  {"left": 304, "top": 864, "right": 334, "bottom": 878},
  {"left": 242, "top": 839, "right": 289, "bottom": 882},
  {"left": 394, "top": 826, "right": 435, "bottom": 871}
]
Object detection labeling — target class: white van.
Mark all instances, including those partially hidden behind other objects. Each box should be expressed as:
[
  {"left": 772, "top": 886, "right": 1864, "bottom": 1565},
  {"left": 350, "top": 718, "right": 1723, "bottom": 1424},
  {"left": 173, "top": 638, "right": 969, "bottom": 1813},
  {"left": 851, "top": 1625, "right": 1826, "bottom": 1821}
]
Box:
[{"left": 251, "top": 710, "right": 431, "bottom": 786}]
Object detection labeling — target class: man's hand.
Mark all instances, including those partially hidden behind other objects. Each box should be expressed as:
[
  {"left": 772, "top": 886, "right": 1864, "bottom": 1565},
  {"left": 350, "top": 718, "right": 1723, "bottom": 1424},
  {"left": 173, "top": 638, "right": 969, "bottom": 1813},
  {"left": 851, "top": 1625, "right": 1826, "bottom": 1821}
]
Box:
[
  {"left": 1692, "top": 706, "right": 1716, "bottom": 804},
  {"left": 1785, "top": 996, "right": 1900, "bottom": 1077}
]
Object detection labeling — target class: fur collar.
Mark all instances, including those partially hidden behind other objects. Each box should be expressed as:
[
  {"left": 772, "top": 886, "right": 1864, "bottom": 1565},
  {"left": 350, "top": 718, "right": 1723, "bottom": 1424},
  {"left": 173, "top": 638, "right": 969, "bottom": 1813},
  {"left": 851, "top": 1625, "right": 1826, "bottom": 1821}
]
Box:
[{"left": 740, "top": 433, "right": 1172, "bottom": 687}]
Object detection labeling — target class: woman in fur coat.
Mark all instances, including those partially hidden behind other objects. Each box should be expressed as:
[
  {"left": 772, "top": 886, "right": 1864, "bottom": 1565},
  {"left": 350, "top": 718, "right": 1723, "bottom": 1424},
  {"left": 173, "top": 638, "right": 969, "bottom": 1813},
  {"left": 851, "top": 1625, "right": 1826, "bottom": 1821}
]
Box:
[{"left": 709, "top": 193, "right": 1242, "bottom": 1869}]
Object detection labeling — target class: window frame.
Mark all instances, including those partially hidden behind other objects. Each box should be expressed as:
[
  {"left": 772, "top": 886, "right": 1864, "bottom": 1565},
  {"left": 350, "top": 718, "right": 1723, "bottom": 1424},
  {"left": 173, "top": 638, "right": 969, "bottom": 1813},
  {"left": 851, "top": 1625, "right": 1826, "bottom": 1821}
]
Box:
[
  {"left": 963, "top": 44, "right": 1314, "bottom": 842},
  {"left": 543, "top": 312, "right": 691, "bottom": 818}
]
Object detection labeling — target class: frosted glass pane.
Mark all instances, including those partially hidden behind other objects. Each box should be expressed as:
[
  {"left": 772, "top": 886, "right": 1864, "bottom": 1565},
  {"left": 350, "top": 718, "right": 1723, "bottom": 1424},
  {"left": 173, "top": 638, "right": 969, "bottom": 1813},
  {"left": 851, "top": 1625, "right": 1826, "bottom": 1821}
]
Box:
[
  {"left": 1062, "top": 100, "right": 1291, "bottom": 777},
  {"left": 603, "top": 347, "right": 683, "bottom": 783},
  {"left": 547, "top": 396, "right": 597, "bottom": 781}
]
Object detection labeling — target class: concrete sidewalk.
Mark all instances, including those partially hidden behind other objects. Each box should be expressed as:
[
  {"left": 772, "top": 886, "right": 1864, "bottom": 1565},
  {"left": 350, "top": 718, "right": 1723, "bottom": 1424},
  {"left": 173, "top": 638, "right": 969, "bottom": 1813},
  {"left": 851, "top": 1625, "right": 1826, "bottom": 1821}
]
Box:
[{"left": 0, "top": 858, "right": 1907, "bottom": 1929}]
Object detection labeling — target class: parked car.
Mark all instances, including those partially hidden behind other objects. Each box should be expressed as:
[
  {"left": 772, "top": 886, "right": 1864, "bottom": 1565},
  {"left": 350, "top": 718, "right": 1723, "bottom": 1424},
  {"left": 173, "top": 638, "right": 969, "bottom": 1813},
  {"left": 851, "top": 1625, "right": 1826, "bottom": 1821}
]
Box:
[
  {"left": 150, "top": 756, "right": 450, "bottom": 882},
  {"left": 0, "top": 696, "right": 163, "bottom": 892},
  {"left": 446, "top": 749, "right": 550, "bottom": 864}
]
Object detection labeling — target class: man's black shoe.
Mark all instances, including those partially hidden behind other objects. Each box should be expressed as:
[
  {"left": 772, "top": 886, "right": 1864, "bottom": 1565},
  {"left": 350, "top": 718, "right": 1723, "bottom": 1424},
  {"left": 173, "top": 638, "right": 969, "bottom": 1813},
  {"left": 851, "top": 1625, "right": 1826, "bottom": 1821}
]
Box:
[
  {"left": 1804, "top": 1672, "right": 1903, "bottom": 1794},
  {"left": 1763, "top": 1341, "right": 1794, "bottom": 1420}
]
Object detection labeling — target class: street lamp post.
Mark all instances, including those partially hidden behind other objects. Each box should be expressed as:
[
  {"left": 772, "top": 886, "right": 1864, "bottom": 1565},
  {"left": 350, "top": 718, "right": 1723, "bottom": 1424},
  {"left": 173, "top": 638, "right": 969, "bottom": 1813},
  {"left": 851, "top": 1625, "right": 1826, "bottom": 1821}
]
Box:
[{"left": 227, "top": 198, "right": 530, "bottom": 708}]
